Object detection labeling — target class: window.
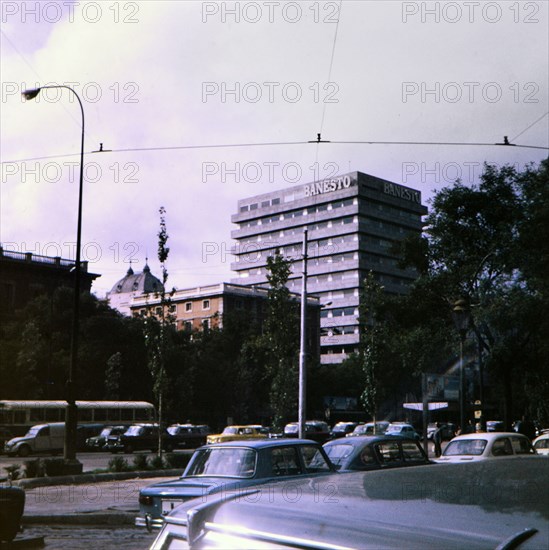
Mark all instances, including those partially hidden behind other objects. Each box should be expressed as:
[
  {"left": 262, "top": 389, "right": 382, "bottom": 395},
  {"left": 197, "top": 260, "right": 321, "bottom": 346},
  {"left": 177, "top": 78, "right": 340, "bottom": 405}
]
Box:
[
  {"left": 184, "top": 321, "right": 192, "bottom": 332},
  {"left": 202, "top": 300, "right": 210, "bottom": 310},
  {"left": 240, "top": 205, "right": 249, "bottom": 212},
  {"left": 375, "top": 441, "right": 401, "bottom": 464},
  {"left": 271, "top": 447, "right": 302, "bottom": 476},
  {"left": 202, "top": 319, "right": 210, "bottom": 331},
  {"left": 185, "top": 302, "right": 192, "bottom": 312},
  {"left": 261, "top": 201, "right": 270, "bottom": 207},
  {"left": 272, "top": 197, "right": 280, "bottom": 205}
]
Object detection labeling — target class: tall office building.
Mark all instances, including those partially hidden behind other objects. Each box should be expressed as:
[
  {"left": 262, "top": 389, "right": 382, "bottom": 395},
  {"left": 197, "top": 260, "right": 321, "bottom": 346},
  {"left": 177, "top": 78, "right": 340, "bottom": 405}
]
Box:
[{"left": 230, "top": 171, "right": 427, "bottom": 365}]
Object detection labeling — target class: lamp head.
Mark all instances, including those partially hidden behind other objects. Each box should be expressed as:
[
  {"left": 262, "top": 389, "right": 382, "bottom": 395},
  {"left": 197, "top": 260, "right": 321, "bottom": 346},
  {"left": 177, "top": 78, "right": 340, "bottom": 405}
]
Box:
[{"left": 22, "top": 88, "right": 41, "bottom": 100}]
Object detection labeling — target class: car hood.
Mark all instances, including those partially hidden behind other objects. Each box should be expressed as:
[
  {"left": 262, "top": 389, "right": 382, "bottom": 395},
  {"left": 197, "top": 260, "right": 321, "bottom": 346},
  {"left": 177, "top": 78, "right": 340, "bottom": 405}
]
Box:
[{"left": 5, "top": 436, "right": 29, "bottom": 446}]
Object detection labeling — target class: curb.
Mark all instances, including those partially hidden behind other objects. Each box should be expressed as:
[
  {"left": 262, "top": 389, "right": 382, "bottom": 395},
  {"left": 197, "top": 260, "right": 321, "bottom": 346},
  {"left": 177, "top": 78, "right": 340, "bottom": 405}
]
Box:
[{"left": 12, "top": 469, "right": 183, "bottom": 489}]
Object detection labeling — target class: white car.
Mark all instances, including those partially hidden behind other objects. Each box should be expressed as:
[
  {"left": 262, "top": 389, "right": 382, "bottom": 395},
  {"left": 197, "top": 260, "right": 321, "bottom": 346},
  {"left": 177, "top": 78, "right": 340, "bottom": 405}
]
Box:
[
  {"left": 436, "top": 432, "right": 536, "bottom": 463},
  {"left": 532, "top": 433, "right": 549, "bottom": 456}
]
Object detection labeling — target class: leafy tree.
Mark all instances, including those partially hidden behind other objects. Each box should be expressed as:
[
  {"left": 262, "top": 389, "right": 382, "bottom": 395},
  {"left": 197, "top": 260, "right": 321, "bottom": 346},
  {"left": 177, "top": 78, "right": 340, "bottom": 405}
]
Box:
[{"left": 396, "top": 160, "right": 549, "bottom": 427}]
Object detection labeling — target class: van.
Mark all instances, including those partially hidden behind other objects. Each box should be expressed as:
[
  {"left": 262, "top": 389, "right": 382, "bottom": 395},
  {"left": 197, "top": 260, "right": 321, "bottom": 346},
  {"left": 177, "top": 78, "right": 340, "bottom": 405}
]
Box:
[{"left": 4, "top": 423, "right": 65, "bottom": 457}]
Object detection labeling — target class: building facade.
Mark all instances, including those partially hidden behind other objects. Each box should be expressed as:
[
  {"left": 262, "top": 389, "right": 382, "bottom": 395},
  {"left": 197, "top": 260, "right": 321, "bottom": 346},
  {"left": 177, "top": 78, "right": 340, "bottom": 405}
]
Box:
[
  {"left": 129, "top": 282, "right": 321, "bottom": 361},
  {"left": 0, "top": 246, "right": 99, "bottom": 318},
  {"left": 230, "top": 171, "right": 428, "bottom": 364}
]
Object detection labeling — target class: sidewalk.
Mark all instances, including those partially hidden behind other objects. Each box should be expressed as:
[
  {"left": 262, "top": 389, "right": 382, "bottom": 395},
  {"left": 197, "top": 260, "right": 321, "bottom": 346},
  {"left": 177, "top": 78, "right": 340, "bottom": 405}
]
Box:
[{"left": 13, "top": 471, "right": 181, "bottom": 525}]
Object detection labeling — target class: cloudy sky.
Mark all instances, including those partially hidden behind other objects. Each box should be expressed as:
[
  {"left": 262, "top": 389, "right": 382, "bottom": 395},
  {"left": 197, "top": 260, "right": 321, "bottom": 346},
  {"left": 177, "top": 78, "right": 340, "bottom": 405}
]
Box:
[{"left": 1, "top": 0, "right": 547, "bottom": 297}]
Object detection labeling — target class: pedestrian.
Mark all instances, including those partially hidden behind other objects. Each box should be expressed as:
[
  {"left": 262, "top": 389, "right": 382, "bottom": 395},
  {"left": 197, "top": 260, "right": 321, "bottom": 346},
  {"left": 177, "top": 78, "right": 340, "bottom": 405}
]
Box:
[
  {"left": 433, "top": 422, "right": 442, "bottom": 457},
  {"left": 517, "top": 415, "right": 536, "bottom": 441}
]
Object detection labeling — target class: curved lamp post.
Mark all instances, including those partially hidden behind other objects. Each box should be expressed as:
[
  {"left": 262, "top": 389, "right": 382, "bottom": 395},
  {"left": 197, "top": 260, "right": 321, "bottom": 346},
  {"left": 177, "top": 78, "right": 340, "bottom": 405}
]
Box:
[
  {"left": 23, "top": 86, "right": 84, "bottom": 465},
  {"left": 452, "top": 298, "right": 471, "bottom": 432}
]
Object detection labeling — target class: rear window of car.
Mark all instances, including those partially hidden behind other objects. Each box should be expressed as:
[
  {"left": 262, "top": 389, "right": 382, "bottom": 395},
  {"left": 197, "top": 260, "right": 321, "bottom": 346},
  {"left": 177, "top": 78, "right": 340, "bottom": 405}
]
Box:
[
  {"left": 186, "top": 448, "right": 256, "bottom": 477},
  {"left": 444, "top": 439, "right": 487, "bottom": 456},
  {"left": 300, "top": 445, "right": 333, "bottom": 473},
  {"left": 510, "top": 436, "right": 535, "bottom": 455},
  {"left": 324, "top": 443, "right": 354, "bottom": 466}
]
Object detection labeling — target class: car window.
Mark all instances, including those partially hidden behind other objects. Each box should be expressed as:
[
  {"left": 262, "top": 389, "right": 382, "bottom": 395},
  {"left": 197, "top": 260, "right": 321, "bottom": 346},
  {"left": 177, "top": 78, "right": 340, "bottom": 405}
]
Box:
[
  {"left": 271, "top": 447, "right": 303, "bottom": 476},
  {"left": 401, "top": 441, "right": 425, "bottom": 462},
  {"left": 323, "top": 443, "right": 353, "bottom": 466},
  {"left": 510, "top": 436, "right": 534, "bottom": 455},
  {"left": 491, "top": 438, "right": 513, "bottom": 456},
  {"left": 444, "top": 439, "right": 486, "bottom": 456},
  {"left": 375, "top": 441, "right": 402, "bottom": 464},
  {"left": 360, "top": 445, "right": 375, "bottom": 465},
  {"left": 187, "top": 448, "right": 256, "bottom": 477},
  {"left": 534, "top": 439, "right": 549, "bottom": 450},
  {"left": 223, "top": 427, "right": 238, "bottom": 435},
  {"left": 301, "top": 445, "right": 333, "bottom": 473},
  {"left": 38, "top": 426, "right": 50, "bottom": 437}
]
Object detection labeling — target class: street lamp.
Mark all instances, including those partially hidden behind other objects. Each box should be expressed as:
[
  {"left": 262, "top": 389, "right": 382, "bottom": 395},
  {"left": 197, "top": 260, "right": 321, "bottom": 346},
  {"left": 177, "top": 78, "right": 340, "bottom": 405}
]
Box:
[
  {"left": 452, "top": 298, "right": 471, "bottom": 433},
  {"left": 298, "top": 228, "right": 308, "bottom": 439},
  {"left": 23, "top": 86, "right": 85, "bottom": 468}
]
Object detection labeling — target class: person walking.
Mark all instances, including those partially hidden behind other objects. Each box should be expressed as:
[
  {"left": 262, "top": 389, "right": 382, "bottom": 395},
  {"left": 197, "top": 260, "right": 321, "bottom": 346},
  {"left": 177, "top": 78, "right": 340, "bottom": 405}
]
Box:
[{"left": 433, "top": 422, "right": 443, "bottom": 458}]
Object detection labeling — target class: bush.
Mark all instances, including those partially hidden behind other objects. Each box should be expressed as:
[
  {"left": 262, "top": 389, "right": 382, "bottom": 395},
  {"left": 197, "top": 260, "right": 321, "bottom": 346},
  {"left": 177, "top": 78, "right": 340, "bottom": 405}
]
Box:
[
  {"left": 3, "top": 464, "right": 21, "bottom": 481},
  {"left": 24, "top": 459, "right": 44, "bottom": 478},
  {"left": 164, "top": 453, "right": 191, "bottom": 469},
  {"left": 132, "top": 454, "right": 149, "bottom": 471},
  {"left": 149, "top": 454, "right": 165, "bottom": 470},
  {"left": 43, "top": 458, "right": 65, "bottom": 477},
  {"left": 108, "top": 456, "right": 130, "bottom": 472}
]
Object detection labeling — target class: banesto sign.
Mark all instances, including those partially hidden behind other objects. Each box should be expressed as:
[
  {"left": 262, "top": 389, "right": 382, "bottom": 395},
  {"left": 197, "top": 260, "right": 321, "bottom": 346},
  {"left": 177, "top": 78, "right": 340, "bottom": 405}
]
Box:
[
  {"left": 383, "top": 182, "right": 421, "bottom": 204},
  {"left": 304, "top": 175, "right": 353, "bottom": 197}
]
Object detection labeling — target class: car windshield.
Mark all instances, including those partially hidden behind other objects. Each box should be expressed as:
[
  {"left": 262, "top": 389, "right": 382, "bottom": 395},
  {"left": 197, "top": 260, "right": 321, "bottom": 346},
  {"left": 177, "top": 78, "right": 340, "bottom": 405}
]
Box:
[
  {"left": 386, "top": 426, "right": 404, "bottom": 434},
  {"left": 26, "top": 426, "right": 42, "bottom": 437},
  {"left": 285, "top": 424, "right": 298, "bottom": 434},
  {"left": 324, "top": 443, "right": 354, "bottom": 467},
  {"left": 99, "top": 428, "right": 112, "bottom": 437},
  {"left": 222, "top": 427, "right": 238, "bottom": 435},
  {"left": 186, "top": 448, "right": 256, "bottom": 477},
  {"left": 125, "top": 426, "right": 144, "bottom": 436},
  {"left": 443, "top": 439, "right": 487, "bottom": 456}
]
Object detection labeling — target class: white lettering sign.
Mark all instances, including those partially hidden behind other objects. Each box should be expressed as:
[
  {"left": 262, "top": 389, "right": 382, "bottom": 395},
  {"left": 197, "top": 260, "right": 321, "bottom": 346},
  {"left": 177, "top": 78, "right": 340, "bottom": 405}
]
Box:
[
  {"left": 383, "top": 182, "right": 421, "bottom": 203},
  {"left": 304, "top": 175, "right": 352, "bottom": 197}
]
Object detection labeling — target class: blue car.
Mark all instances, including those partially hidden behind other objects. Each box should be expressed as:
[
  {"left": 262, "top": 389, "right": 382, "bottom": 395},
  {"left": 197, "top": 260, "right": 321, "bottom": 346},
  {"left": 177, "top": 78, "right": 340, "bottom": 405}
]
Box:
[
  {"left": 136, "top": 438, "right": 336, "bottom": 529},
  {"left": 323, "top": 435, "right": 432, "bottom": 471}
]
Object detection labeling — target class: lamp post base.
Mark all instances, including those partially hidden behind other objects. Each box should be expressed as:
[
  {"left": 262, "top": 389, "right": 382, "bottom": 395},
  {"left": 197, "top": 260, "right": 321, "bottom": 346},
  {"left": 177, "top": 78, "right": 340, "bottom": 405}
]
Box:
[{"left": 61, "top": 459, "right": 83, "bottom": 476}]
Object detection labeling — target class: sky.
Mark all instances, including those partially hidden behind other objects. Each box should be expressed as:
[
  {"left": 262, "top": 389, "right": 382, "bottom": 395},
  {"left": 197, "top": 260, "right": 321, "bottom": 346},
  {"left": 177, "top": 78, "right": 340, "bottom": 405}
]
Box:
[{"left": 1, "top": 0, "right": 548, "bottom": 297}]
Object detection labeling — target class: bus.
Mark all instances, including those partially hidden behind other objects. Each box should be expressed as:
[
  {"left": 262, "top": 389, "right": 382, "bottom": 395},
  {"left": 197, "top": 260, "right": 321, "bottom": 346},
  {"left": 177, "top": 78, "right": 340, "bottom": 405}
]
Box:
[{"left": 0, "top": 400, "right": 156, "bottom": 437}]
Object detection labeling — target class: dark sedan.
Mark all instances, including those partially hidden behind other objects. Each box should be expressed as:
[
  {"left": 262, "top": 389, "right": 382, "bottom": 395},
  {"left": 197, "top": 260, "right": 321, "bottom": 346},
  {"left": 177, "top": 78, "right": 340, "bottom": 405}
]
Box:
[
  {"left": 136, "top": 438, "right": 336, "bottom": 529},
  {"left": 152, "top": 456, "right": 549, "bottom": 549},
  {"left": 323, "top": 435, "right": 432, "bottom": 471}
]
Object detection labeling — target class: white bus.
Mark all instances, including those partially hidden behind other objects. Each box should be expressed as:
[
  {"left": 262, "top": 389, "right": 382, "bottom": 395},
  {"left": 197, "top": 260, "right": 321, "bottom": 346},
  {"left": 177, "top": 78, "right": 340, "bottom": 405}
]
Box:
[{"left": 0, "top": 400, "right": 156, "bottom": 437}]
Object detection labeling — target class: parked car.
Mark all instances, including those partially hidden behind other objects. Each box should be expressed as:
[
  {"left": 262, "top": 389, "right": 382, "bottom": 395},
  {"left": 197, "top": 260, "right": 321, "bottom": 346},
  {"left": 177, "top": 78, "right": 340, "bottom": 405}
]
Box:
[
  {"left": 328, "top": 421, "right": 358, "bottom": 439},
  {"left": 347, "top": 421, "right": 389, "bottom": 437},
  {"left": 283, "top": 421, "right": 331, "bottom": 443},
  {"left": 136, "top": 438, "right": 336, "bottom": 529},
  {"left": 4, "top": 423, "right": 65, "bottom": 457},
  {"left": 76, "top": 423, "right": 105, "bottom": 451},
  {"left": 385, "top": 422, "right": 421, "bottom": 441},
  {"left": 86, "top": 425, "right": 126, "bottom": 451},
  {"left": 532, "top": 433, "right": 549, "bottom": 456},
  {"left": 323, "top": 435, "right": 432, "bottom": 472},
  {"left": 206, "top": 425, "right": 268, "bottom": 444},
  {"left": 0, "top": 486, "right": 25, "bottom": 543},
  {"left": 427, "top": 422, "right": 456, "bottom": 441},
  {"left": 151, "top": 456, "right": 549, "bottom": 549},
  {"left": 486, "top": 420, "right": 505, "bottom": 432},
  {"left": 167, "top": 424, "right": 210, "bottom": 448},
  {"left": 106, "top": 423, "right": 176, "bottom": 454},
  {"left": 435, "top": 432, "right": 536, "bottom": 463}
]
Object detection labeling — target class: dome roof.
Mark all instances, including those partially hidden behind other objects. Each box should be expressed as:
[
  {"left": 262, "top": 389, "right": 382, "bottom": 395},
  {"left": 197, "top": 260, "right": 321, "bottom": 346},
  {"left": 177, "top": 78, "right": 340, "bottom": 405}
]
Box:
[{"left": 109, "top": 263, "right": 164, "bottom": 295}]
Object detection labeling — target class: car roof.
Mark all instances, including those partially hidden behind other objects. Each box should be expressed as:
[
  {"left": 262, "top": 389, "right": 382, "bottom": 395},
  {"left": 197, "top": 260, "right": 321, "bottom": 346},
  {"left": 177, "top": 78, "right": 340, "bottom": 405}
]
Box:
[
  {"left": 201, "top": 438, "right": 320, "bottom": 449},
  {"left": 324, "top": 435, "right": 411, "bottom": 446},
  {"left": 450, "top": 432, "right": 527, "bottom": 441}
]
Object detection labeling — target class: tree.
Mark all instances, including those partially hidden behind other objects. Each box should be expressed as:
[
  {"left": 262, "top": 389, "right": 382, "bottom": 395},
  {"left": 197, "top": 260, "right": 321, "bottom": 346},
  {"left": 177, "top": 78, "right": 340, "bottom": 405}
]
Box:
[
  {"left": 396, "top": 160, "right": 549, "bottom": 426},
  {"left": 263, "top": 250, "right": 300, "bottom": 430},
  {"left": 143, "top": 206, "right": 175, "bottom": 457}
]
